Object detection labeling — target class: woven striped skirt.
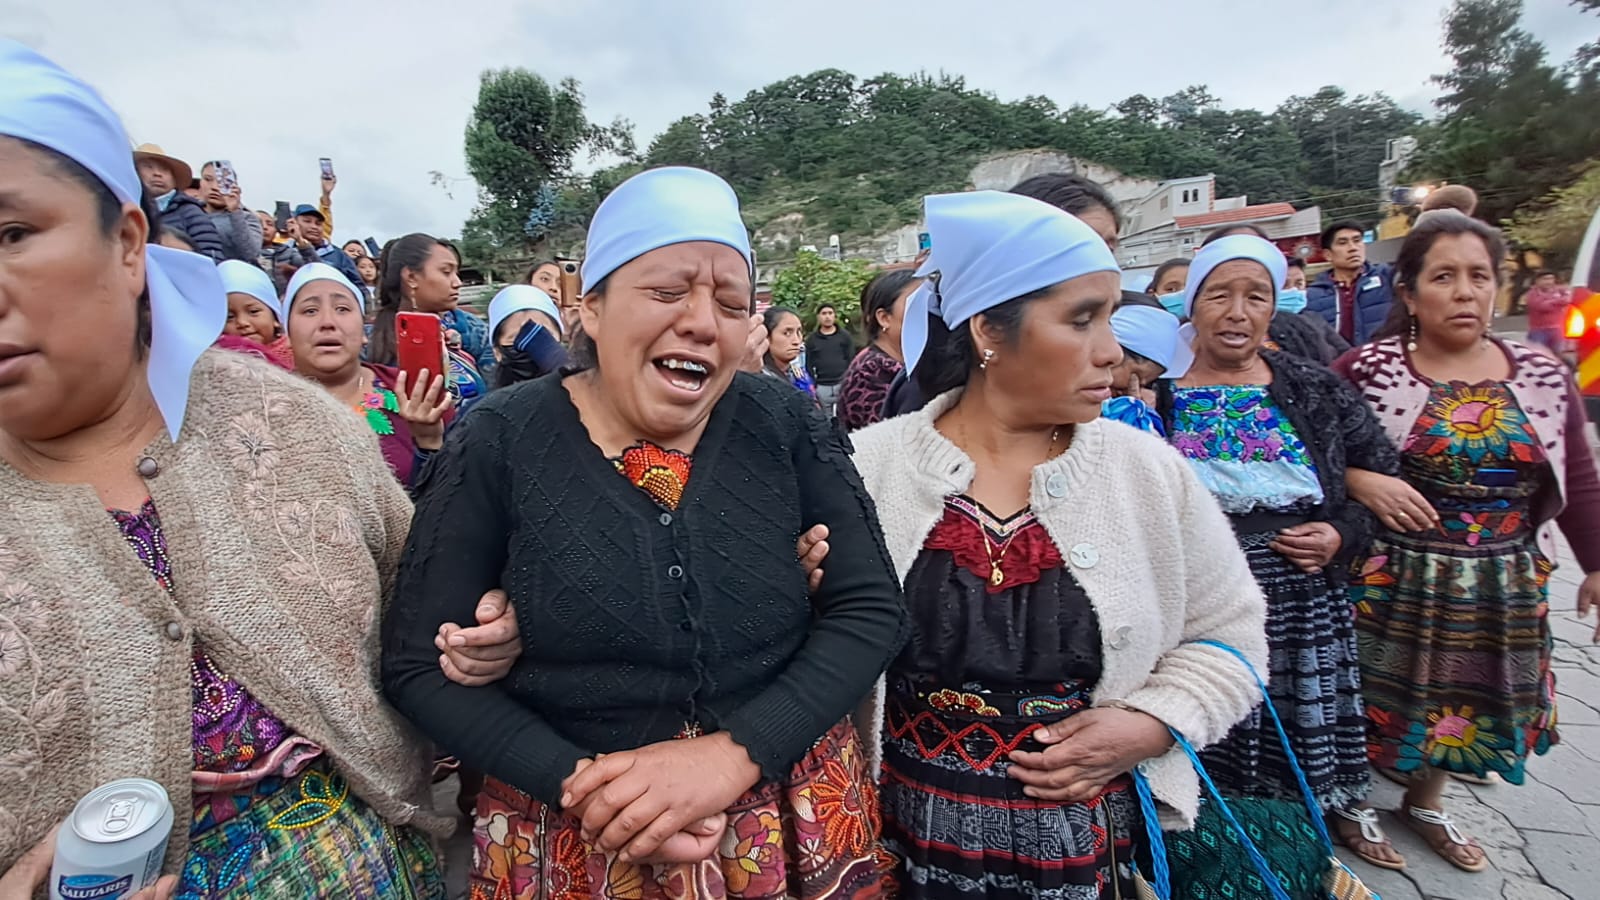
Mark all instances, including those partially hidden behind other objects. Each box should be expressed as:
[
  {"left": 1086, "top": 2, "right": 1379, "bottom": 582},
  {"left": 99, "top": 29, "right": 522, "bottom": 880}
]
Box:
[
  {"left": 1198, "top": 530, "right": 1371, "bottom": 811},
  {"left": 878, "top": 676, "right": 1143, "bottom": 900}
]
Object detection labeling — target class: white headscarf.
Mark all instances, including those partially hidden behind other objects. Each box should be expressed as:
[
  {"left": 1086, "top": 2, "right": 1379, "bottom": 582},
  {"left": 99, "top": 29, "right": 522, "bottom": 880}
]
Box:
[
  {"left": 901, "top": 190, "right": 1121, "bottom": 375},
  {"left": 488, "top": 285, "right": 562, "bottom": 340},
  {"left": 0, "top": 40, "right": 226, "bottom": 441},
  {"left": 1110, "top": 304, "right": 1193, "bottom": 377},
  {"left": 285, "top": 263, "right": 364, "bottom": 314},
  {"left": 217, "top": 260, "right": 283, "bottom": 321},
  {"left": 1182, "top": 235, "right": 1288, "bottom": 319},
  {"left": 581, "top": 167, "right": 754, "bottom": 296}
]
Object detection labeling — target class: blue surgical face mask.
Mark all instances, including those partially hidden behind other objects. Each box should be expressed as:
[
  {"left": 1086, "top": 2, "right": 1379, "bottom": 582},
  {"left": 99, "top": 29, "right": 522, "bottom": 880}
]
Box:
[
  {"left": 1157, "top": 292, "right": 1186, "bottom": 318},
  {"left": 1277, "top": 288, "right": 1308, "bottom": 314}
]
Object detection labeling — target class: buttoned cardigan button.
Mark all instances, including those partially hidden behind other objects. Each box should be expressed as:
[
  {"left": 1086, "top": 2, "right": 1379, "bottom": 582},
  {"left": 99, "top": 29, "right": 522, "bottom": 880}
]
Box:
[
  {"left": 137, "top": 457, "right": 160, "bottom": 478},
  {"left": 1045, "top": 473, "right": 1068, "bottom": 497},
  {"left": 163, "top": 621, "right": 184, "bottom": 641},
  {"left": 659, "top": 512, "right": 673, "bottom": 526},
  {"left": 667, "top": 564, "right": 684, "bottom": 579},
  {"left": 1069, "top": 543, "right": 1099, "bottom": 569}
]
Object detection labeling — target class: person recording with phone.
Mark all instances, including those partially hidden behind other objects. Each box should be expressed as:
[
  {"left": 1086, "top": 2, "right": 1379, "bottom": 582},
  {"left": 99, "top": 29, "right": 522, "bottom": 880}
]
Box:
[
  {"left": 366, "top": 233, "right": 491, "bottom": 403},
  {"left": 197, "top": 161, "right": 262, "bottom": 263},
  {"left": 288, "top": 202, "right": 366, "bottom": 293}
]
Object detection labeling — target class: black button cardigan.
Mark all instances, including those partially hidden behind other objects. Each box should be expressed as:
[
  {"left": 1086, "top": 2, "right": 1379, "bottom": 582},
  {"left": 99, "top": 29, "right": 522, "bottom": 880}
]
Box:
[{"left": 381, "top": 371, "right": 907, "bottom": 806}]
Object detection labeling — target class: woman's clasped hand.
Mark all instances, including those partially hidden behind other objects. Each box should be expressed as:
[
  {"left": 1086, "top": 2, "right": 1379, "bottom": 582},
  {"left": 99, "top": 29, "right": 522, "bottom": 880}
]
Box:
[
  {"left": 1007, "top": 707, "right": 1174, "bottom": 803},
  {"left": 559, "top": 732, "right": 764, "bottom": 864}
]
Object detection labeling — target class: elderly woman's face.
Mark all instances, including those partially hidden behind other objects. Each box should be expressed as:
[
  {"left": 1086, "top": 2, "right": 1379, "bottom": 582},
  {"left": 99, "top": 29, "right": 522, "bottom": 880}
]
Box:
[
  {"left": 581, "top": 240, "right": 751, "bottom": 440},
  {"left": 287, "top": 280, "right": 365, "bottom": 379},
  {"left": 1404, "top": 233, "right": 1498, "bottom": 353},
  {"left": 0, "top": 138, "right": 147, "bottom": 442},
  {"left": 1188, "top": 260, "right": 1275, "bottom": 369},
  {"left": 977, "top": 270, "right": 1123, "bottom": 425}
]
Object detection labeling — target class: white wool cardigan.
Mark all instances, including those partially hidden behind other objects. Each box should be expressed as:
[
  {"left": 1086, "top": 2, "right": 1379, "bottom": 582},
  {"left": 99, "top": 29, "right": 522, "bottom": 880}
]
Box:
[{"left": 849, "top": 389, "right": 1268, "bottom": 827}]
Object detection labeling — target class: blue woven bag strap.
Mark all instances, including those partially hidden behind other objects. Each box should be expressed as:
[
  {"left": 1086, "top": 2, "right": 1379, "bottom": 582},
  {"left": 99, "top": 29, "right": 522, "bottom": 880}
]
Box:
[
  {"left": 1170, "top": 731, "right": 1293, "bottom": 900},
  {"left": 1194, "top": 639, "right": 1335, "bottom": 852},
  {"left": 1131, "top": 769, "right": 1172, "bottom": 899}
]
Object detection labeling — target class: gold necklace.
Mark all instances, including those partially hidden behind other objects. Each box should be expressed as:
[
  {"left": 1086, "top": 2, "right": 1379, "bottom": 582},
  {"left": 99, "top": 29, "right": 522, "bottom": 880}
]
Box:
[{"left": 976, "top": 426, "right": 1060, "bottom": 587}]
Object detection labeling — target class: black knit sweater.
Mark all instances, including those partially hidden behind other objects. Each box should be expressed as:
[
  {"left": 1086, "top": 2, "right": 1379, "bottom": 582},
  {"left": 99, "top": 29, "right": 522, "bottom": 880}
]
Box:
[
  {"left": 381, "top": 371, "right": 907, "bottom": 806},
  {"left": 1155, "top": 350, "right": 1401, "bottom": 581}
]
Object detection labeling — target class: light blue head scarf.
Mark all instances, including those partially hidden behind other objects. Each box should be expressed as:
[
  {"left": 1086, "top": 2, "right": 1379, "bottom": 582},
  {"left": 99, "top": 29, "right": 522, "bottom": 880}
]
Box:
[
  {"left": 217, "top": 260, "right": 283, "bottom": 321},
  {"left": 902, "top": 190, "right": 1121, "bottom": 375},
  {"left": 0, "top": 40, "right": 226, "bottom": 441},
  {"left": 580, "top": 166, "right": 754, "bottom": 296},
  {"left": 1110, "top": 304, "right": 1192, "bottom": 377},
  {"left": 488, "top": 285, "right": 562, "bottom": 340},
  {"left": 285, "top": 262, "right": 364, "bottom": 314},
  {"left": 1181, "top": 234, "right": 1288, "bottom": 319}
]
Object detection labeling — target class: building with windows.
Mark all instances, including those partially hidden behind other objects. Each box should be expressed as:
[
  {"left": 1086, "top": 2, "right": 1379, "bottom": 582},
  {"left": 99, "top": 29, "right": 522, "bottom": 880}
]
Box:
[{"left": 1116, "top": 174, "right": 1323, "bottom": 279}]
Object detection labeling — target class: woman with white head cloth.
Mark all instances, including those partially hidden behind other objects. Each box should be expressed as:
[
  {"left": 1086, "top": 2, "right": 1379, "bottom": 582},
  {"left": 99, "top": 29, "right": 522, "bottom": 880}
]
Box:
[
  {"left": 210, "top": 258, "right": 297, "bottom": 370},
  {"left": 0, "top": 40, "right": 525, "bottom": 899},
  {"left": 848, "top": 191, "right": 1266, "bottom": 899},
  {"left": 1151, "top": 234, "right": 1408, "bottom": 870},
  {"left": 284, "top": 262, "right": 453, "bottom": 488},
  {"left": 1099, "top": 303, "right": 1193, "bottom": 436},
  {"left": 485, "top": 283, "right": 569, "bottom": 388},
  {"left": 381, "top": 166, "right": 906, "bottom": 899}
]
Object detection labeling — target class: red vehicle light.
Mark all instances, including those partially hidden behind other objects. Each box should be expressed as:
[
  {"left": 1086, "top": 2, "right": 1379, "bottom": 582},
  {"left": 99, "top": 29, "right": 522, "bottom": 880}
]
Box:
[{"left": 1567, "top": 305, "right": 1588, "bottom": 339}]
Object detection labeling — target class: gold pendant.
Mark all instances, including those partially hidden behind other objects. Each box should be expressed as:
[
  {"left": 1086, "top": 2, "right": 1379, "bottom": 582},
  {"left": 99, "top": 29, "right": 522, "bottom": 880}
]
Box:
[{"left": 990, "top": 565, "right": 1005, "bottom": 587}]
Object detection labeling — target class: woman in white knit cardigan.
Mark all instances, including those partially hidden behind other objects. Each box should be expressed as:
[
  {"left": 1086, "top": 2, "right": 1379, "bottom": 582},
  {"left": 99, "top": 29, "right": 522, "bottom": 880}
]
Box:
[{"left": 849, "top": 190, "right": 1267, "bottom": 900}]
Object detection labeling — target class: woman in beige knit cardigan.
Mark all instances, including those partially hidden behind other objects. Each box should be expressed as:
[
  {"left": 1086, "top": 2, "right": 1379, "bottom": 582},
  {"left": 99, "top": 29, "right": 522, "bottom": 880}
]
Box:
[
  {"left": 848, "top": 190, "right": 1267, "bottom": 900},
  {"left": 0, "top": 44, "right": 520, "bottom": 899}
]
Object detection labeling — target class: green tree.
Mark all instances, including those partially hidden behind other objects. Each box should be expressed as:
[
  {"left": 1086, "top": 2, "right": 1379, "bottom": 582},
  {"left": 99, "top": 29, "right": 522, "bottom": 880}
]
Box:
[
  {"left": 1409, "top": 0, "right": 1596, "bottom": 223},
  {"left": 1505, "top": 160, "right": 1600, "bottom": 265},
  {"left": 769, "top": 251, "right": 875, "bottom": 332},
  {"left": 461, "top": 68, "right": 631, "bottom": 256}
]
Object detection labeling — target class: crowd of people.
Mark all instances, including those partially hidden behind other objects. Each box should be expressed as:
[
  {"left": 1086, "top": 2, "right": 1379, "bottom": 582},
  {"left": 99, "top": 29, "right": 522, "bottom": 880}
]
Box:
[{"left": 2, "top": 39, "right": 1599, "bottom": 900}]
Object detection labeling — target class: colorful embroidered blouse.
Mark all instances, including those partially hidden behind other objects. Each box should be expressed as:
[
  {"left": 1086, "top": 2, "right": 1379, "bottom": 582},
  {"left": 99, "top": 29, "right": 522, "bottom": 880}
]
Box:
[
  {"left": 1169, "top": 384, "right": 1324, "bottom": 515},
  {"left": 109, "top": 501, "right": 321, "bottom": 824}
]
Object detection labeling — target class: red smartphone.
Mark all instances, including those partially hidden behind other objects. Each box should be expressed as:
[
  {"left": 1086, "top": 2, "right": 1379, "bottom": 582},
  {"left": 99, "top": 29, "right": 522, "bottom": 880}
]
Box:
[{"left": 396, "top": 311, "right": 444, "bottom": 391}]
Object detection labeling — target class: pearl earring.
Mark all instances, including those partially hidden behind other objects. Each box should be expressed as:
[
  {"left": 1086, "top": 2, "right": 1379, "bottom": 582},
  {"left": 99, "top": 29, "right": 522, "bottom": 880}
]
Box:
[
  {"left": 980, "top": 348, "right": 995, "bottom": 370},
  {"left": 1407, "top": 315, "right": 1419, "bottom": 353}
]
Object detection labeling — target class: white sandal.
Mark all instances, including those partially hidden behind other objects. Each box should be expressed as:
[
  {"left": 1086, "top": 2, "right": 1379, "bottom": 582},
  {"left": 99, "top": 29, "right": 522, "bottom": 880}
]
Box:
[
  {"left": 1330, "top": 807, "right": 1405, "bottom": 871},
  {"left": 1403, "top": 805, "right": 1488, "bottom": 873}
]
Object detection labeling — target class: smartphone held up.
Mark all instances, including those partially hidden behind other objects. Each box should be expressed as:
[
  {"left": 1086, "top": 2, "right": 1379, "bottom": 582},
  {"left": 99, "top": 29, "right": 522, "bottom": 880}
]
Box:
[{"left": 396, "top": 311, "right": 445, "bottom": 393}]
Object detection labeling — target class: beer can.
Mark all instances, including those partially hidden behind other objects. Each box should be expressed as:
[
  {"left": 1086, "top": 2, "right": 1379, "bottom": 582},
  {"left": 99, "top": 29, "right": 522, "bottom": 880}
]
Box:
[{"left": 49, "top": 778, "right": 173, "bottom": 900}]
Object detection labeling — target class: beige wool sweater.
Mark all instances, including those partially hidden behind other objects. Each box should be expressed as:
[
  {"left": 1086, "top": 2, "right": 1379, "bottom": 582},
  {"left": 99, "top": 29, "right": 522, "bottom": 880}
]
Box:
[
  {"left": 0, "top": 349, "right": 451, "bottom": 880},
  {"left": 849, "top": 389, "right": 1268, "bottom": 827}
]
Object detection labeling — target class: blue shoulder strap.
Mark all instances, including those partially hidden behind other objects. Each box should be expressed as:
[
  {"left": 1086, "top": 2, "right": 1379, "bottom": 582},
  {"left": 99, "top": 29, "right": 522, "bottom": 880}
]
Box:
[{"left": 1130, "top": 639, "right": 1335, "bottom": 900}]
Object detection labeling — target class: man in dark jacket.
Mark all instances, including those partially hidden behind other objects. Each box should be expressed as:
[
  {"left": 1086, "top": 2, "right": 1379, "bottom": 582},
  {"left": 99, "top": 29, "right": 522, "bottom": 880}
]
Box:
[
  {"left": 1306, "top": 221, "right": 1394, "bottom": 345},
  {"left": 292, "top": 204, "right": 366, "bottom": 292},
  {"left": 804, "top": 304, "right": 855, "bottom": 416},
  {"left": 133, "top": 143, "right": 225, "bottom": 261}
]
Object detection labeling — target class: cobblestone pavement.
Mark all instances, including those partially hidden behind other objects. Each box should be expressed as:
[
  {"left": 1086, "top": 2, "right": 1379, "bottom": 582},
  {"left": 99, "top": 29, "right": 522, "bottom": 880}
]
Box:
[{"left": 435, "top": 423, "right": 1600, "bottom": 900}]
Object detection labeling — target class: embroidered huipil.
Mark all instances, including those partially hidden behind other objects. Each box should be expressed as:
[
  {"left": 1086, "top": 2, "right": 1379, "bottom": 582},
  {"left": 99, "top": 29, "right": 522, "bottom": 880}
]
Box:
[
  {"left": 110, "top": 501, "right": 322, "bottom": 827},
  {"left": 1168, "top": 384, "right": 1324, "bottom": 515}
]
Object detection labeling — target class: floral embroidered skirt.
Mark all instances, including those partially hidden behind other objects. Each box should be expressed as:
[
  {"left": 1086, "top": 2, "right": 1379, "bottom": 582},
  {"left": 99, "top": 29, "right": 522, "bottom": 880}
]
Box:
[
  {"left": 878, "top": 676, "right": 1142, "bottom": 900},
  {"left": 468, "top": 720, "right": 892, "bottom": 900},
  {"left": 180, "top": 759, "right": 446, "bottom": 898},
  {"left": 1353, "top": 528, "right": 1558, "bottom": 783}
]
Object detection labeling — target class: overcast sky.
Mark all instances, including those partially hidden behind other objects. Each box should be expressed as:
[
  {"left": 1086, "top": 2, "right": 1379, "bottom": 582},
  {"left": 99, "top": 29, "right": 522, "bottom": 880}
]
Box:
[{"left": 4, "top": 0, "right": 1593, "bottom": 243}]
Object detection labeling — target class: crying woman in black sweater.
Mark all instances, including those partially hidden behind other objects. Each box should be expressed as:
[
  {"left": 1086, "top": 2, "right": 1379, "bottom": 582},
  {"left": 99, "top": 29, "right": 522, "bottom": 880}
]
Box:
[{"left": 381, "top": 166, "right": 906, "bottom": 898}]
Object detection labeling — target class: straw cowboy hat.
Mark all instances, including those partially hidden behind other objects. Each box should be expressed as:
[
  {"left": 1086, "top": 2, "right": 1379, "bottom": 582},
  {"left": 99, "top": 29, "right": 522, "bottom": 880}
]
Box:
[{"left": 132, "top": 142, "right": 193, "bottom": 187}]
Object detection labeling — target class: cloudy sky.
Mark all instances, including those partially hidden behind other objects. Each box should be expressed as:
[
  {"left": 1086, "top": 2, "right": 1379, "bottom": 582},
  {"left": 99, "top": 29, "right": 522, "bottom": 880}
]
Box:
[{"left": 4, "top": 0, "right": 1593, "bottom": 243}]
